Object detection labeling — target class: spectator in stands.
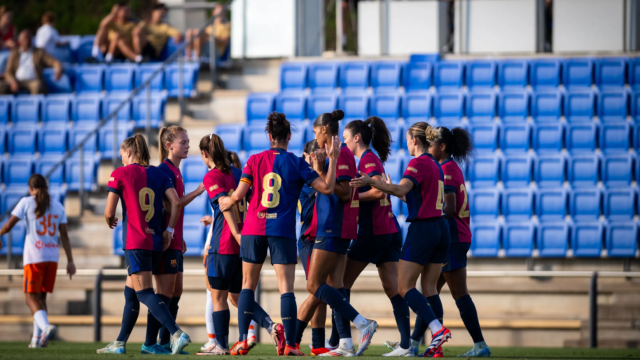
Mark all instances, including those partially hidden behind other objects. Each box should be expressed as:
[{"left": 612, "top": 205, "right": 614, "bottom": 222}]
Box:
[
  {"left": 91, "top": 2, "right": 142, "bottom": 63},
  {"left": 185, "top": 3, "right": 230, "bottom": 61},
  {"left": 0, "top": 29, "right": 62, "bottom": 95},
  {"left": 0, "top": 6, "right": 16, "bottom": 50},
  {"left": 35, "top": 12, "right": 69, "bottom": 59},
  {"left": 132, "top": 3, "right": 182, "bottom": 61}
]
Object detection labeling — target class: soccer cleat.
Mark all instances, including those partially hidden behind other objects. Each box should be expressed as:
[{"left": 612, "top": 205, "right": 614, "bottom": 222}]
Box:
[
  {"left": 28, "top": 339, "right": 41, "bottom": 348},
  {"left": 248, "top": 333, "right": 258, "bottom": 349},
  {"left": 141, "top": 343, "right": 171, "bottom": 355},
  {"left": 355, "top": 319, "right": 378, "bottom": 356},
  {"left": 319, "top": 344, "right": 356, "bottom": 357},
  {"left": 230, "top": 340, "right": 250, "bottom": 356},
  {"left": 96, "top": 341, "right": 127, "bottom": 354},
  {"left": 458, "top": 345, "right": 491, "bottom": 357},
  {"left": 270, "top": 323, "right": 286, "bottom": 355},
  {"left": 384, "top": 341, "right": 399, "bottom": 350},
  {"left": 284, "top": 344, "right": 307, "bottom": 356},
  {"left": 310, "top": 347, "right": 331, "bottom": 356},
  {"left": 419, "top": 328, "right": 451, "bottom": 358},
  {"left": 382, "top": 345, "right": 416, "bottom": 357},
  {"left": 325, "top": 340, "right": 338, "bottom": 351},
  {"left": 430, "top": 346, "right": 443, "bottom": 358},
  {"left": 39, "top": 325, "right": 57, "bottom": 348},
  {"left": 201, "top": 339, "right": 218, "bottom": 351},
  {"left": 170, "top": 329, "right": 192, "bottom": 355},
  {"left": 197, "top": 343, "right": 230, "bottom": 356},
  {"left": 161, "top": 342, "right": 189, "bottom": 354}
]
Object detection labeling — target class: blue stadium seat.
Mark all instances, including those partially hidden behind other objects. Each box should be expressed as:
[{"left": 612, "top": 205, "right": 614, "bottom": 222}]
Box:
[
  {"left": 597, "top": 90, "right": 629, "bottom": 123},
  {"left": 113, "top": 222, "right": 124, "bottom": 256},
  {"left": 390, "top": 193, "right": 401, "bottom": 216},
  {"left": 369, "top": 94, "right": 400, "bottom": 121},
  {"left": 42, "top": 68, "right": 73, "bottom": 94},
  {"left": 572, "top": 223, "right": 603, "bottom": 257},
  {"left": 183, "top": 222, "right": 206, "bottom": 256},
  {"left": 306, "top": 94, "right": 338, "bottom": 121},
  {"left": 599, "top": 123, "right": 630, "bottom": 154},
  {"left": 569, "top": 188, "right": 601, "bottom": 222},
  {"left": 0, "top": 95, "right": 12, "bottom": 125},
  {"left": 537, "top": 223, "right": 569, "bottom": 257},
  {"left": 409, "top": 54, "right": 440, "bottom": 63},
  {"left": 497, "top": 60, "right": 528, "bottom": 89},
  {"left": 339, "top": 62, "right": 371, "bottom": 93},
  {"left": 135, "top": 64, "right": 165, "bottom": 92},
  {"left": 164, "top": 63, "right": 199, "bottom": 98},
  {"left": 632, "top": 91, "right": 640, "bottom": 123},
  {"left": 530, "top": 59, "right": 561, "bottom": 90},
  {"left": 183, "top": 190, "right": 209, "bottom": 217},
  {"left": 470, "top": 222, "right": 501, "bottom": 257},
  {"left": 72, "top": 95, "right": 102, "bottom": 126},
  {"left": 465, "top": 92, "right": 496, "bottom": 123},
  {"left": 536, "top": 189, "right": 567, "bottom": 223},
  {"left": 12, "top": 95, "right": 42, "bottom": 127},
  {"left": 74, "top": 65, "right": 105, "bottom": 93},
  {"left": 386, "top": 124, "right": 403, "bottom": 151},
  {"left": 567, "top": 154, "right": 599, "bottom": 188},
  {"left": 38, "top": 127, "right": 67, "bottom": 156},
  {"left": 605, "top": 222, "right": 638, "bottom": 257},
  {"left": 42, "top": 96, "right": 71, "bottom": 125},
  {"left": 35, "top": 156, "right": 65, "bottom": 187},
  {"left": 246, "top": 93, "right": 276, "bottom": 125},
  {"left": 433, "top": 61, "right": 464, "bottom": 91},
  {"left": 564, "top": 90, "right": 596, "bottom": 123},
  {"left": 531, "top": 90, "right": 562, "bottom": 123},
  {"left": 498, "top": 91, "right": 529, "bottom": 123},
  {"left": 214, "top": 124, "right": 243, "bottom": 152},
  {"left": 534, "top": 154, "right": 566, "bottom": 188},
  {"left": 7, "top": 128, "right": 36, "bottom": 156},
  {"left": 65, "top": 157, "right": 98, "bottom": 191},
  {"left": 562, "top": 58, "right": 595, "bottom": 89},
  {"left": 402, "top": 62, "right": 432, "bottom": 93},
  {"left": 0, "top": 127, "right": 5, "bottom": 154},
  {"left": 465, "top": 60, "right": 496, "bottom": 90},
  {"left": 308, "top": 62, "right": 339, "bottom": 94},
  {"left": 288, "top": 126, "right": 305, "bottom": 153},
  {"left": 132, "top": 94, "right": 165, "bottom": 128},
  {"left": 98, "top": 122, "right": 133, "bottom": 160},
  {"left": 433, "top": 93, "right": 464, "bottom": 125},
  {"left": 280, "top": 62, "right": 308, "bottom": 93},
  {"left": 243, "top": 125, "right": 270, "bottom": 152},
  {"left": 603, "top": 188, "right": 635, "bottom": 222},
  {"left": 532, "top": 123, "right": 563, "bottom": 153},
  {"left": 3, "top": 158, "right": 33, "bottom": 189},
  {"left": 595, "top": 57, "right": 628, "bottom": 89},
  {"left": 500, "top": 124, "right": 531, "bottom": 154},
  {"left": 501, "top": 155, "right": 532, "bottom": 188},
  {"left": 68, "top": 126, "right": 98, "bottom": 154},
  {"left": 601, "top": 154, "right": 633, "bottom": 188},
  {"left": 338, "top": 94, "right": 369, "bottom": 122},
  {"left": 105, "top": 64, "right": 135, "bottom": 93},
  {"left": 629, "top": 58, "right": 640, "bottom": 90},
  {"left": 468, "top": 189, "right": 500, "bottom": 220},
  {"left": 469, "top": 124, "right": 498, "bottom": 153},
  {"left": 370, "top": 62, "right": 402, "bottom": 94},
  {"left": 75, "top": 35, "right": 95, "bottom": 63},
  {"left": 401, "top": 93, "right": 432, "bottom": 124},
  {"left": 275, "top": 93, "right": 307, "bottom": 123},
  {"left": 384, "top": 156, "right": 403, "bottom": 183},
  {"left": 565, "top": 123, "right": 598, "bottom": 153},
  {"left": 102, "top": 95, "right": 131, "bottom": 122},
  {"left": 467, "top": 155, "right": 500, "bottom": 188},
  {"left": 502, "top": 189, "right": 534, "bottom": 222},
  {"left": 181, "top": 156, "right": 209, "bottom": 184},
  {"left": 0, "top": 218, "right": 25, "bottom": 256},
  {"left": 503, "top": 222, "right": 534, "bottom": 257}
]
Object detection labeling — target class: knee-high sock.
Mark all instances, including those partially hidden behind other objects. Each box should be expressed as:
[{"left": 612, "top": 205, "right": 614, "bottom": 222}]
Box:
[
  {"left": 427, "top": 295, "right": 443, "bottom": 325},
  {"left": 116, "top": 286, "right": 140, "bottom": 342},
  {"left": 213, "top": 310, "right": 231, "bottom": 350},
  {"left": 314, "top": 284, "right": 359, "bottom": 323},
  {"left": 144, "top": 294, "right": 170, "bottom": 346},
  {"left": 328, "top": 310, "right": 339, "bottom": 346},
  {"left": 281, "top": 293, "right": 297, "bottom": 347},
  {"left": 456, "top": 295, "right": 484, "bottom": 343},
  {"left": 253, "top": 301, "right": 274, "bottom": 333},
  {"left": 404, "top": 289, "right": 437, "bottom": 331},
  {"left": 334, "top": 288, "right": 351, "bottom": 339},
  {"left": 312, "top": 328, "right": 325, "bottom": 349},
  {"left": 390, "top": 294, "right": 411, "bottom": 349},
  {"left": 136, "top": 289, "right": 179, "bottom": 335},
  {"left": 296, "top": 319, "right": 308, "bottom": 345},
  {"left": 33, "top": 310, "right": 50, "bottom": 331},
  {"left": 411, "top": 315, "right": 428, "bottom": 342},
  {"left": 237, "top": 289, "right": 254, "bottom": 342},
  {"left": 205, "top": 290, "right": 215, "bottom": 339},
  {"left": 32, "top": 319, "right": 42, "bottom": 342},
  {"left": 158, "top": 296, "right": 180, "bottom": 345}
]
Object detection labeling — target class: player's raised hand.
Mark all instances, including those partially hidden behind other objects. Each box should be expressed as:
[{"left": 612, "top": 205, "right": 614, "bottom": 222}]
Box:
[
  {"left": 384, "top": 173, "right": 393, "bottom": 184},
  {"left": 67, "top": 261, "right": 76, "bottom": 279},
  {"left": 162, "top": 231, "right": 172, "bottom": 251},
  {"left": 350, "top": 171, "right": 373, "bottom": 188},
  {"left": 312, "top": 150, "right": 327, "bottom": 173},
  {"left": 200, "top": 215, "right": 213, "bottom": 226},
  {"left": 327, "top": 135, "right": 341, "bottom": 161}
]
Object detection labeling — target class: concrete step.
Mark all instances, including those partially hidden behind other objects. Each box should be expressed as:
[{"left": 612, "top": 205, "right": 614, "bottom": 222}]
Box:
[
  {"left": 565, "top": 338, "right": 640, "bottom": 349},
  {"left": 599, "top": 305, "right": 640, "bottom": 320}
]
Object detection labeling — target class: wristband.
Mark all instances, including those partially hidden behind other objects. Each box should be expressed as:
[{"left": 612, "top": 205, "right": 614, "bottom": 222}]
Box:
[{"left": 166, "top": 227, "right": 175, "bottom": 237}]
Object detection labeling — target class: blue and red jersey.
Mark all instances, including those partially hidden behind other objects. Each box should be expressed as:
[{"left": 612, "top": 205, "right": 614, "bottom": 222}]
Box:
[
  {"left": 441, "top": 159, "right": 471, "bottom": 243},
  {"left": 311, "top": 145, "right": 359, "bottom": 240},
  {"left": 357, "top": 150, "right": 400, "bottom": 237},
  {"left": 402, "top": 153, "right": 445, "bottom": 221},
  {"left": 241, "top": 148, "right": 319, "bottom": 239},
  {"left": 157, "top": 158, "right": 185, "bottom": 250},
  {"left": 204, "top": 166, "right": 245, "bottom": 255},
  {"left": 107, "top": 164, "right": 175, "bottom": 251},
  {"left": 298, "top": 181, "right": 317, "bottom": 240}
]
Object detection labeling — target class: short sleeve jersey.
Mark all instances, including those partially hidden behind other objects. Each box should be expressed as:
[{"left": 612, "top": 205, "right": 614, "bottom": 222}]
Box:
[
  {"left": 12, "top": 196, "right": 67, "bottom": 266},
  {"left": 241, "top": 148, "right": 319, "bottom": 239},
  {"left": 357, "top": 150, "right": 400, "bottom": 236},
  {"left": 107, "top": 164, "right": 175, "bottom": 252},
  {"left": 311, "top": 145, "right": 359, "bottom": 240},
  {"left": 441, "top": 159, "right": 471, "bottom": 243},
  {"left": 108, "top": 21, "right": 136, "bottom": 43},
  {"left": 158, "top": 159, "right": 185, "bottom": 250},
  {"left": 298, "top": 182, "right": 317, "bottom": 240},
  {"left": 402, "top": 153, "right": 445, "bottom": 221},
  {"left": 204, "top": 166, "right": 245, "bottom": 255},
  {"left": 142, "top": 22, "right": 180, "bottom": 55}
]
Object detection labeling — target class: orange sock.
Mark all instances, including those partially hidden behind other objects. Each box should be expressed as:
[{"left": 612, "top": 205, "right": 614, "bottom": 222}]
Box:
[
  {"left": 249, "top": 325, "right": 255, "bottom": 330},
  {"left": 208, "top": 334, "right": 216, "bottom": 339}
]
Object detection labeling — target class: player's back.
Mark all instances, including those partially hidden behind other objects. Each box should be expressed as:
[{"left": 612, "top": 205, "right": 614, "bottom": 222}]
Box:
[
  {"left": 441, "top": 159, "right": 471, "bottom": 243},
  {"left": 403, "top": 153, "right": 444, "bottom": 221},
  {"left": 205, "top": 166, "right": 245, "bottom": 254},
  {"left": 357, "top": 150, "right": 398, "bottom": 236}
]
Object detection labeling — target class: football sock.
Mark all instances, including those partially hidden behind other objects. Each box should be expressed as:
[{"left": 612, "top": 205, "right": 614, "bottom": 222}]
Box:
[
  {"left": 390, "top": 294, "right": 411, "bottom": 349},
  {"left": 248, "top": 322, "right": 256, "bottom": 339},
  {"left": 135, "top": 55, "right": 143, "bottom": 63},
  {"left": 213, "top": 310, "right": 230, "bottom": 350},
  {"left": 32, "top": 319, "right": 42, "bottom": 342},
  {"left": 144, "top": 294, "right": 170, "bottom": 346},
  {"left": 428, "top": 319, "right": 443, "bottom": 334},
  {"left": 33, "top": 310, "right": 50, "bottom": 331},
  {"left": 411, "top": 315, "right": 428, "bottom": 342},
  {"left": 295, "top": 319, "right": 308, "bottom": 345},
  {"left": 158, "top": 296, "right": 180, "bottom": 345},
  {"left": 205, "top": 290, "right": 215, "bottom": 339},
  {"left": 335, "top": 288, "right": 351, "bottom": 339},
  {"left": 404, "top": 288, "right": 437, "bottom": 333},
  {"left": 427, "top": 295, "right": 443, "bottom": 325},
  {"left": 105, "top": 53, "right": 113, "bottom": 63},
  {"left": 456, "top": 294, "right": 484, "bottom": 343},
  {"left": 253, "top": 302, "right": 274, "bottom": 333},
  {"left": 237, "top": 289, "right": 254, "bottom": 341},
  {"left": 280, "top": 292, "right": 297, "bottom": 347},
  {"left": 328, "top": 310, "right": 339, "bottom": 347},
  {"left": 311, "top": 328, "right": 325, "bottom": 349},
  {"left": 339, "top": 337, "right": 354, "bottom": 349},
  {"left": 116, "top": 286, "right": 140, "bottom": 342},
  {"left": 314, "top": 284, "right": 359, "bottom": 324},
  {"left": 136, "top": 289, "right": 178, "bottom": 335}
]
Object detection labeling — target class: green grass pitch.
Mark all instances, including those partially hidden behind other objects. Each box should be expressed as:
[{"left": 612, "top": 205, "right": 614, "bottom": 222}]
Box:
[{"left": 1, "top": 343, "right": 639, "bottom": 359}]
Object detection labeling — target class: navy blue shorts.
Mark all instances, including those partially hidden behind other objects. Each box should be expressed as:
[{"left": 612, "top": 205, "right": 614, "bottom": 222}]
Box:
[
  {"left": 297, "top": 237, "right": 314, "bottom": 279},
  {"left": 348, "top": 231, "right": 402, "bottom": 266},
  {"left": 156, "top": 249, "right": 183, "bottom": 275},
  {"left": 124, "top": 250, "right": 162, "bottom": 276},
  {"left": 442, "top": 242, "right": 471, "bottom": 273},
  {"left": 241, "top": 235, "right": 298, "bottom": 265},
  {"left": 313, "top": 237, "right": 350, "bottom": 255},
  {"left": 401, "top": 218, "right": 450, "bottom": 265},
  {"left": 206, "top": 253, "right": 243, "bottom": 293}
]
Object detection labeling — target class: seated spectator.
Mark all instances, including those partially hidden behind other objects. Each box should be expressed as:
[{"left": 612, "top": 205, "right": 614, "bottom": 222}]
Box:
[
  {"left": 35, "top": 12, "right": 69, "bottom": 58},
  {"left": 132, "top": 3, "right": 181, "bottom": 61},
  {"left": 185, "top": 3, "right": 229, "bottom": 61},
  {"left": 0, "top": 30, "right": 62, "bottom": 95},
  {"left": 0, "top": 6, "right": 16, "bottom": 50},
  {"left": 91, "top": 2, "right": 141, "bottom": 63}
]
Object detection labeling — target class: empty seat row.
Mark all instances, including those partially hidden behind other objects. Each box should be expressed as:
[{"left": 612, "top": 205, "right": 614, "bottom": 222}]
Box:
[{"left": 1, "top": 156, "right": 97, "bottom": 192}]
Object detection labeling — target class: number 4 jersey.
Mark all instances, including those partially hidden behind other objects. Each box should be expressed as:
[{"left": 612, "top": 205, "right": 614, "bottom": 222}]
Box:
[
  {"left": 12, "top": 196, "right": 67, "bottom": 266},
  {"left": 441, "top": 159, "right": 471, "bottom": 243},
  {"left": 108, "top": 164, "right": 175, "bottom": 252}
]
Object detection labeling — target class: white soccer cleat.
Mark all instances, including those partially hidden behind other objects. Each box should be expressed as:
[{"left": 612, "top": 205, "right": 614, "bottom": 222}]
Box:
[
  {"left": 382, "top": 345, "right": 415, "bottom": 357},
  {"left": 28, "top": 339, "right": 41, "bottom": 348},
  {"left": 201, "top": 339, "right": 217, "bottom": 351},
  {"left": 356, "top": 319, "right": 378, "bottom": 356},
  {"left": 39, "top": 325, "right": 57, "bottom": 348},
  {"left": 196, "top": 343, "right": 230, "bottom": 356},
  {"left": 384, "top": 341, "right": 400, "bottom": 350},
  {"left": 318, "top": 344, "right": 356, "bottom": 357},
  {"left": 97, "top": 341, "right": 126, "bottom": 354}
]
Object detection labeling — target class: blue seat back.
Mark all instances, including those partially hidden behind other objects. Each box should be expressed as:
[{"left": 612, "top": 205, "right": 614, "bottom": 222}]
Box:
[
  {"left": 75, "top": 65, "right": 105, "bottom": 93},
  {"left": 36, "top": 156, "right": 65, "bottom": 186},
  {"left": 214, "top": 124, "right": 243, "bottom": 152},
  {"left": 597, "top": 90, "right": 628, "bottom": 123},
  {"left": 565, "top": 123, "right": 597, "bottom": 154},
  {"left": 595, "top": 58, "right": 628, "bottom": 89},
  {"left": 135, "top": 64, "right": 165, "bottom": 92},
  {"left": 564, "top": 90, "right": 595, "bottom": 123},
  {"left": 64, "top": 157, "right": 96, "bottom": 191},
  {"left": 500, "top": 124, "right": 531, "bottom": 154},
  {"left": 603, "top": 188, "right": 635, "bottom": 222},
  {"left": 105, "top": 64, "right": 135, "bottom": 93},
  {"left": 102, "top": 95, "right": 131, "bottom": 121},
  {"left": 567, "top": 155, "right": 599, "bottom": 188},
  {"left": 434, "top": 61, "right": 464, "bottom": 91},
  {"left": 537, "top": 223, "right": 569, "bottom": 257},
  {"left": 498, "top": 91, "right": 529, "bottom": 123},
  {"left": 468, "top": 189, "right": 500, "bottom": 220},
  {"left": 601, "top": 154, "right": 632, "bottom": 188},
  {"left": 498, "top": 60, "right": 528, "bottom": 89},
  {"left": 42, "top": 96, "right": 71, "bottom": 124},
  {"left": 384, "top": 156, "right": 403, "bottom": 183},
  {"left": 631, "top": 90, "right": 640, "bottom": 123},
  {"left": 401, "top": 93, "right": 431, "bottom": 124},
  {"left": 470, "top": 222, "right": 501, "bottom": 257},
  {"left": 534, "top": 155, "right": 565, "bottom": 188},
  {"left": 275, "top": 93, "right": 307, "bottom": 122},
  {"left": 562, "top": 58, "right": 594, "bottom": 89},
  {"left": 465, "top": 61, "right": 496, "bottom": 90},
  {"left": 243, "top": 126, "right": 270, "bottom": 152},
  {"left": 0, "top": 219, "right": 25, "bottom": 255},
  {"left": 339, "top": 62, "right": 371, "bottom": 93},
  {"left": 532, "top": 123, "right": 563, "bottom": 153},
  {"left": 433, "top": 93, "right": 464, "bottom": 124},
  {"left": 7, "top": 128, "right": 36, "bottom": 156},
  {"left": 530, "top": 60, "right": 561, "bottom": 90},
  {"left": 338, "top": 94, "right": 369, "bottom": 122},
  {"left": 531, "top": 90, "right": 562, "bottom": 123},
  {"left": 606, "top": 223, "right": 638, "bottom": 257},
  {"left": 280, "top": 62, "right": 308, "bottom": 93},
  {"left": 536, "top": 189, "right": 567, "bottom": 223},
  {"left": 12, "top": 96, "right": 42, "bottom": 127},
  {"left": 308, "top": 62, "right": 339, "bottom": 94},
  {"left": 0, "top": 95, "right": 12, "bottom": 125},
  {"left": 401, "top": 62, "right": 431, "bottom": 93},
  {"left": 409, "top": 54, "right": 440, "bottom": 63},
  {"left": 572, "top": 223, "right": 603, "bottom": 257},
  {"left": 599, "top": 123, "right": 630, "bottom": 154},
  {"left": 76, "top": 35, "right": 95, "bottom": 63},
  {"left": 246, "top": 93, "right": 275, "bottom": 124},
  {"left": 467, "top": 155, "right": 500, "bottom": 188},
  {"left": 164, "top": 63, "right": 199, "bottom": 97},
  {"left": 469, "top": 124, "right": 498, "bottom": 153},
  {"left": 369, "top": 94, "right": 400, "bottom": 121},
  {"left": 371, "top": 62, "right": 402, "bottom": 94},
  {"left": 385, "top": 124, "right": 403, "bottom": 151},
  {"left": 98, "top": 123, "right": 131, "bottom": 159},
  {"left": 502, "top": 189, "right": 534, "bottom": 222},
  {"left": 72, "top": 95, "right": 102, "bottom": 125},
  {"left": 132, "top": 95, "right": 165, "bottom": 122},
  {"left": 306, "top": 94, "right": 338, "bottom": 121},
  {"left": 38, "top": 127, "right": 67, "bottom": 155},
  {"left": 465, "top": 92, "right": 496, "bottom": 123},
  {"left": 569, "top": 189, "right": 601, "bottom": 222},
  {"left": 42, "top": 68, "right": 73, "bottom": 94},
  {"left": 4, "top": 159, "right": 33, "bottom": 187},
  {"left": 501, "top": 155, "right": 532, "bottom": 188},
  {"left": 503, "top": 223, "right": 534, "bottom": 257},
  {"left": 181, "top": 157, "right": 209, "bottom": 183},
  {"left": 68, "top": 127, "right": 98, "bottom": 153},
  {"left": 629, "top": 58, "right": 640, "bottom": 90}
]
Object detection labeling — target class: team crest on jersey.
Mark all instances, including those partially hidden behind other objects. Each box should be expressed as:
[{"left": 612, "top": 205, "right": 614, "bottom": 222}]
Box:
[
  {"left": 365, "top": 163, "right": 376, "bottom": 168},
  {"left": 35, "top": 241, "right": 44, "bottom": 249},
  {"left": 339, "top": 165, "right": 349, "bottom": 170},
  {"left": 407, "top": 167, "right": 418, "bottom": 173},
  {"left": 444, "top": 175, "right": 452, "bottom": 180},
  {"left": 170, "top": 259, "right": 177, "bottom": 267},
  {"left": 209, "top": 185, "right": 218, "bottom": 191},
  {"left": 258, "top": 212, "right": 266, "bottom": 219}
]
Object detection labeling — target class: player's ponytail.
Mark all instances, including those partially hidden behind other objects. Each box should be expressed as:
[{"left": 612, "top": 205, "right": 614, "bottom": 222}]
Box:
[
  {"left": 345, "top": 117, "right": 392, "bottom": 163},
  {"left": 227, "top": 150, "right": 241, "bottom": 169},
  {"left": 313, "top": 109, "right": 344, "bottom": 136},
  {"left": 159, "top": 125, "right": 186, "bottom": 164},
  {"left": 407, "top": 121, "right": 432, "bottom": 148},
  {"left": 120, "top": 134, "right": 150, "bottom": 166},
  {"left": 207, "top": 134, "right": 231, "bottom": 173},
  {"left": 266, "top": 112, "right": 292, "bottom": 145},
  {"left": 29, "top": 174, "right": 50, "bottom": 218},
  {"left": 427, "top": 126, "right": 474, "bottom": 164}
]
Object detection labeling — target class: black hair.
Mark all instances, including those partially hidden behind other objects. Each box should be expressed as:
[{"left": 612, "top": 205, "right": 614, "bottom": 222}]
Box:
[
  {"left": 227, "top": 150, "right": 241, "bottom": 169},
  {"left": 29, "top": 174, "right": 50, "bottom": 218},
  {"left": 312, "top": 110, "right": 344, "bottom": 136},
  {"left": 199, "top": 134, "right": 230, "bottom": 173},
  {"left": 118, "top": 1, "right": 129, "bottom": 7},
  {"left": 265, "top": 112, "right": 291, "bottom": 145},
  {"left": 344, "top": 116, "right": 393, "bottom": 163},
  {"left": 427, "top": 126, "right": 475, "bottom": 164},
  {"left": 303, "top": 139, "right": 320, "bottom": 154},
  {"left": 153, "top": 3, "right": 168, "bottom": 11}
]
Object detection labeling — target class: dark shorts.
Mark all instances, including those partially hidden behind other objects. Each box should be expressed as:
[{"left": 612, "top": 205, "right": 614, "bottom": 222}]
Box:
[
  {"left": 347, "top": 231, "right": 402, "bottom": 267},
  {"left": 297, "top": 237, "right": 315, "bottom": 279},
  {"left": 156, "top": 249, "right": 183, "bottom": 275},
  {"left": 442, "top": 242, "right": 471, "bottom": 273},
  {"left": 401, "top": 218, "right": 450, "bottom": 265},
  {"left": 141, "top": 42, "right": 162, "bottom": 60},
  {"left": 313, "top": 236, "right": 350, "bottom": 255},
  {"left": 206, "top": 253, "right": 243, "bottom": 293},
  {"left": 241, "top": 235, "right": 298, "bottom": 265},
  {"left": 124, "top": 249, "right": 162, "bottom": 276}
]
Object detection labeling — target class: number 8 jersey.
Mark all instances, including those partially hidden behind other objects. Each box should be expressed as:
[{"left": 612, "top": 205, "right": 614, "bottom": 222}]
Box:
[{"left": 108, "top": 164, "right": 175, "bottom": 252}]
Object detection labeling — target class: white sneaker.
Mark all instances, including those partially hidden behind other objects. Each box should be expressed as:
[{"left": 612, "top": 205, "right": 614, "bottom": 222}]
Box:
[
  {"left": 201, "top": 340, "right": 217, "bottom": 351},
  {"left": 97, "top": 341, "right": 127, "bottom": 354},
  {"left": 28, "top": 339, "right": 41, "bottom": 348},
  {"left": 382, "top": 346, "right": 415, "bottom": 357},
  {"left": 319, "top": 344, "right": 356, "bottom": 357},
  {"left": 39, "top": 325, "right": 57, "bottom": 348}
]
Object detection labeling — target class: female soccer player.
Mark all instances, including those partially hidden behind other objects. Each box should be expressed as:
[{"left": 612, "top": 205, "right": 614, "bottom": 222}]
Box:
[
  {"left": 0, "top": 174, "right": 75, "bottom": 349},
  {"left": 293, "top": 110, "right": 378, "bottom": 357},
  {"left": 218, "top": 112, "right": 340, "bottom": 356},
  {"left": 349, "top": 122, "right": 452, "bottom": 357},
  {"left": 97, "top": 134, "right": 191, "bottom": 355},
  {"left": 341, "top": 117, "right": 412, "bottom": 357}
]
